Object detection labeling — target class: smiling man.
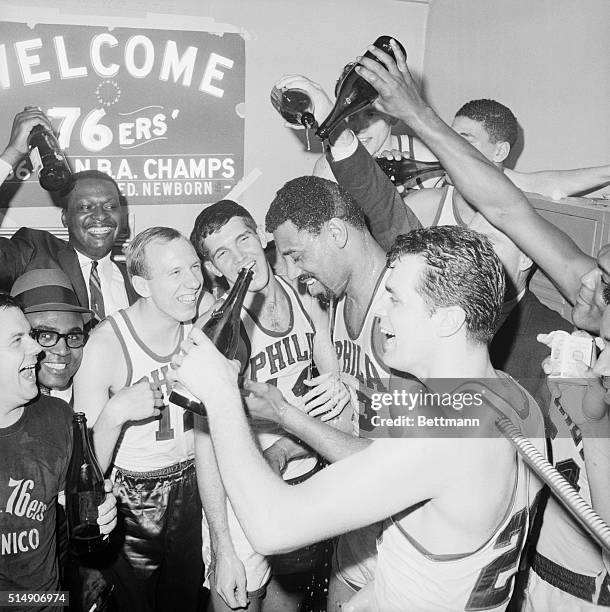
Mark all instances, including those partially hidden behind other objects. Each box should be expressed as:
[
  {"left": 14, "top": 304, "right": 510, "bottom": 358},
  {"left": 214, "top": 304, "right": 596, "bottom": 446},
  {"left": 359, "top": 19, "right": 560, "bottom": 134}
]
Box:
[
  {"left": 10, "top": 268, "right": 91, "bottom": 403},
  {"left": 170, "top": 225, "right": 546, "bottom": 612},
  {"left": 72, "top": 227, "right": 206, "bottom": 611},
  {"left": 0, "top": 162, "right": 138, "bottom": 322},
  {"left": 0, "top": 293, "right": 117, "bottom": 607}
]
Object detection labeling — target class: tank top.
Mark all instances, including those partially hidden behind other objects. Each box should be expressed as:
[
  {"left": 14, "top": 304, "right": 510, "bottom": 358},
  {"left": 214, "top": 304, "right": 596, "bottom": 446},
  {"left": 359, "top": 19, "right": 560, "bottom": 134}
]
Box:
[
  {"left": 375, "top": 374, "right": 545, "bottom": 611},
  {"left": 106, "top": 309, "right": 194, "bottom": 472},
  {"left": 536, "top": 392, "right": 607, "bottom": 580},
  {"left": 240, "top": 275, "right": 317, "bottom": 479},
  {"left": 332, "top": 270, "right": 394, "bottom": 437}
]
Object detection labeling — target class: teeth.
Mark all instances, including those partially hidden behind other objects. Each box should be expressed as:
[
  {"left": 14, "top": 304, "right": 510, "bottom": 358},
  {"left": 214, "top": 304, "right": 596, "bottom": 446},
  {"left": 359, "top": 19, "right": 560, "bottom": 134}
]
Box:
[
  {"left": 20, "top": 365, "right": 36, "bottom": 380},
  {"left": 88, "top": 227, "right": 113, "bottom": 235},
  {"left": 305, "top": 279, "right": 316, "bottom": 286},
  {"left": 44, "top": 363, "right": 67, "bottom": 370},
  {"left": 178, "top": 295, "right": 196, "bottom": 303}
]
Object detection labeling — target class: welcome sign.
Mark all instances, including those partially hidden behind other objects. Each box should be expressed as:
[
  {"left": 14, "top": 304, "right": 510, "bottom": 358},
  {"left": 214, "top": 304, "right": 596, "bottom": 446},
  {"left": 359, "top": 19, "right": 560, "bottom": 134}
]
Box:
[{"left": 0, "top": 22, "right": 245, "bottom": 206}]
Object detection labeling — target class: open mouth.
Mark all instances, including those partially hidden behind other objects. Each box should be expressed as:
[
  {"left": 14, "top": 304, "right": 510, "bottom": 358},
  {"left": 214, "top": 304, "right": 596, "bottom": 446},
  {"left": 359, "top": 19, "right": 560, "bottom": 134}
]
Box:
[
  {"left": 43, "top": 362, "right": 68, "bottom": 371},
  {"left": 19, "top": 363, "right": 37, "bottom": 381},
  {"left": 380, "top": 326, "right": 396, "bottom": 342},
  {"left": 177, "top": 294, "right": 197, "bottom": 304},
  {"left": 86, "top": 226, "right": 115, "bottom": 237}
]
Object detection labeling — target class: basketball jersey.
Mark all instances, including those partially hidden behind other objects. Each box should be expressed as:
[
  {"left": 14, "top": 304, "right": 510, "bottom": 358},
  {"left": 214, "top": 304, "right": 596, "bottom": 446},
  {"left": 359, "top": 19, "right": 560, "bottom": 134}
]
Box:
[
  {"left": 240, "top": 275, "right": 317, "bottom": 480},
  {"left": 332, "top": 270, "right": 393, "bottom": 437},
  {"left": 536, "top": 392, "right": 607, "bottom": 579},
  {"left": 375, "top": 374, "right": 545, "bottom": 611},
  {"left": 105, "top": 309, "right": 194, "bottom": 472}
]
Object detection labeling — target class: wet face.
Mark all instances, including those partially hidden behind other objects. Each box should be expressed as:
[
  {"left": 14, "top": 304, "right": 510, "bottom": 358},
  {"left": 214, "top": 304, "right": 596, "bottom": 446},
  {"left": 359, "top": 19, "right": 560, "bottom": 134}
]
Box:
[
  {"left": 204, "top": 217, "right": 270, "bottom": 292},
  {"left": 62, "top": 177, "right": 122, "bottom": 260},
  {"left": 0, "top": 307, "right": 41, "bottom": 410},
  {"left": 376, "top": 255, "right": 437, "bottom": 377},
  {"left": 572, "top": 246, "right": 610, "bottom": 334},
  {"left": 26, "top": 310, "right": 84, "bottom": 391},
  {"left": 451, "top": 116, "right": 504, "bottom": 164},
  {"left": 273, "top": 220, "right": 347, "bottom": 300},
  {"left": 142, "top": 238, "right": 203, "bottom": 323},
  {"left": 346, "top": 109, "right": 392, "bottom": 156}
]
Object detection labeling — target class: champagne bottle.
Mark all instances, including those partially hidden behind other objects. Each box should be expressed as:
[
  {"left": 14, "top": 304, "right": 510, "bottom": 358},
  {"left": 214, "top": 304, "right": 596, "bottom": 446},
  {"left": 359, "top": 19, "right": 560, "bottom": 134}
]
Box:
[
  {"left": 169, "top": 261, "right": 255, "bottom": 416},
  {"left": 66, "top": 413, "right": 107, "bottom": 556},
  {"left": 316, "top": 36, "right": 407, "bottom": 140},
  {"left": 270, "top": 86, "right": 316, "bottom": 129},
  {"left": 27, "top": 124, "right": 72, "bottom": 192},
  {"left": 376, "top": 157, "right": 445, "bottom": 188}
]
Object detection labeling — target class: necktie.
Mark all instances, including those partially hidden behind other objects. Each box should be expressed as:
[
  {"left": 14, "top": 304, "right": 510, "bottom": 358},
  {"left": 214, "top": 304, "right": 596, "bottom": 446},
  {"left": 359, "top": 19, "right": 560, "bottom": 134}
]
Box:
[{"left": 89, "top": 260, "right": 106, "bottom": 321}]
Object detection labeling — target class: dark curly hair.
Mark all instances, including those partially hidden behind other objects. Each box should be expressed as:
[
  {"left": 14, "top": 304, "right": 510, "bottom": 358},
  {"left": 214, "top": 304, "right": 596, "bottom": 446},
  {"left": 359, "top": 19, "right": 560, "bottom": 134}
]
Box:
[
  {"left": 265, "top": 176, "right": 366, "bottom": 235},
  {"left": 387, "top": 226, "right": 505, "bottom": 344},
  {"left": 455, "top": 99, "right": 518, "bottom": 147}
]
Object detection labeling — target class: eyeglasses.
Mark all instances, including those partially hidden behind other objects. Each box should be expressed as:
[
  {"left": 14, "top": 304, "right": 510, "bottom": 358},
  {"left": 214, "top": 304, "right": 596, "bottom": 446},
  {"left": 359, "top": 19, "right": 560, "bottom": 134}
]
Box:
[{"left": 30, "top": 329, "right": 87, "bottom": 348}]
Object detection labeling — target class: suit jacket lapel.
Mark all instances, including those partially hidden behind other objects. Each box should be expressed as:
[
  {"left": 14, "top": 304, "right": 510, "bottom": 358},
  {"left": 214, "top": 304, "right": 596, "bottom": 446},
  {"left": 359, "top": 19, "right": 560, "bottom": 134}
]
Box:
[{"left": 59, "top": 247, "right": 89, "bottom": 308}]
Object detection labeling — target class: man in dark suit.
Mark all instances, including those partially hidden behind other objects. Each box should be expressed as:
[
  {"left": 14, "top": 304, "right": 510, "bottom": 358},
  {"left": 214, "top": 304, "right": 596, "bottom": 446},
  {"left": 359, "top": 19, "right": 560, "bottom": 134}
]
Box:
[{"left": 0, "top": 108, "right": 137, "bottom": 319}]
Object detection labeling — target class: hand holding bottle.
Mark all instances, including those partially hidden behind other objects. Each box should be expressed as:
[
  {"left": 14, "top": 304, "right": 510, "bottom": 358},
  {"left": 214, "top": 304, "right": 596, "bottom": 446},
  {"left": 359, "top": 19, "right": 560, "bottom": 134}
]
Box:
[
  {"left": 274, "top": 75, "right": 334, "bottom": 129},
  {"left": 1, "top": 106, "right": 53, "bottom": 168},
  {"left": 354, "top": 39, "right": 428, "bottom": 128},
  {"left": 96, "top": 479, "right": 118, "bottom": 536},
  {"left": 169, "top": 327, "right": 241, "bottom": 411}
]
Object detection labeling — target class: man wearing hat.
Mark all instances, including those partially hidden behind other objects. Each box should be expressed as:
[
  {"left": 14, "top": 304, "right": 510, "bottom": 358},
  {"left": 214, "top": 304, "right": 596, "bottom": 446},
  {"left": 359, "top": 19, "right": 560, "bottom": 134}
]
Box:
[
  {"left": 11, "top": 268, "right": 92, "bottom": 403},
  {"left": 0, "top": 292, "right": 118, "bottom": 606}
]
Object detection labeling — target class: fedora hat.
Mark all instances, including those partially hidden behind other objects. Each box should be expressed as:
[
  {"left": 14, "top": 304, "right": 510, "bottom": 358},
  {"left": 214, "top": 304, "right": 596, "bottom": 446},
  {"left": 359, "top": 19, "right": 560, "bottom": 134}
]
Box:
[{"left": 10, "top": 268, "right": 93, "bottom": 322}]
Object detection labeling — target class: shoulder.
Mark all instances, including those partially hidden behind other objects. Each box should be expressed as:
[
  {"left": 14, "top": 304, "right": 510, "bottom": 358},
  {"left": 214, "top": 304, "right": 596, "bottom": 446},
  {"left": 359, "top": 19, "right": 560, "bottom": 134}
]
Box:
[
  {"left": 402, "top": 188, "right": 444, "bottom": 225},
  {"left": 25, "top": 395, "right": 72, "bottom": 441},
  {"left": 12, "top": 227, "right": 68, "bottom": 249}
]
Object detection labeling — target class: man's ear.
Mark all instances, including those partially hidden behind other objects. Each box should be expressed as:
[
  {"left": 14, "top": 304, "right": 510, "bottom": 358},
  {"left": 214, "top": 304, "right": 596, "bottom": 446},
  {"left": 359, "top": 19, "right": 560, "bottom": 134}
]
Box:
[
  {"left": 327, "top": 218, "right": 349, "bottom": 249},
  {"left": 204, "top": 260, "right": 223, "bottom": 279},
  {"left": 131, "top": 275, "right": 150, "bottom": 298},
  {"left": 61, "top": 208, "right": 67, "bottom": 228},
  {"left": 256, "top": 226, "right": 268, "bottom": 249},
  {"left": 435, "top": 306, "right": 466, "bottom": 338},
  {"left": 493, "top": 141, "right": 510, "bottom": 164}
]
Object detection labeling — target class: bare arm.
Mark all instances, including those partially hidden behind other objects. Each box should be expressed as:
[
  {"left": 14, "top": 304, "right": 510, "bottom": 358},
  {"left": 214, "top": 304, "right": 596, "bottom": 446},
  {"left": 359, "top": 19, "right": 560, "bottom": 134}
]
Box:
[
  {"left": 356, "top": 42, "right": 595, "bottom": 304},
  {"left": 194, "top": 417, "right": 248, "bottom": 609},
  {"left": 507, "top": 165, "right": 610, "bottom": 199},
  {"left": 74, "top": 322, "right": 157, "bottom": 473}
]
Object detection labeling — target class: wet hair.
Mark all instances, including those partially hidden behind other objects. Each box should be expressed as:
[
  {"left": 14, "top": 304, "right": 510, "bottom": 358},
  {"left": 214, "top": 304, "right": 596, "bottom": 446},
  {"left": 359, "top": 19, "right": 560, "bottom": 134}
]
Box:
[
  {"left": 387, "top": 226, "right": 505, "bottom": 344},
  {"left": 455, "top": 99, "right": 518, "bottom": 147},
  {"left": 265, "top": 176, "right": 366, "bottom": 235},
  {"left": 190, "top": 200, "right": 257, "bottom": 261},
  {"left": 127, "top": 226, "right": 185, "bottom": 279}
]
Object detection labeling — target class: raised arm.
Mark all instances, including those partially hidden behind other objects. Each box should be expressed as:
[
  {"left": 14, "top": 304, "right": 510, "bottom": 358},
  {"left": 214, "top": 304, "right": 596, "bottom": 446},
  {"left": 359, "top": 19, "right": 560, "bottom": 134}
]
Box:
[
  {"left": 274, "top": 75, "right": 421, "bottom": 252},
  {"left": 170, "top": 329, "right": 444, "bottom": 554},
  {"left": 507, "top": 164, "right": 610, "bottom": 200},
  {"left": 355, "top": 42, "right": 595, "bottom": 304}
]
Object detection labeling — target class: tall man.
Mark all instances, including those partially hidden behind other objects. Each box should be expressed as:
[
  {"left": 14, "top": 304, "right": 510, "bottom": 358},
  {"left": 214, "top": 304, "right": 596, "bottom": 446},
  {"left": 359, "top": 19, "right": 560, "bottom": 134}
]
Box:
[
  {"left": 73, "top": 227, "right": 204, "bottom": 611},
  {"left": 170, "top": 225, "right": 546, "bottom": 612},
  {"left": 353, "top": 40, "right": 609, "bottom": 611},
  {"left": 190, "top": 199, "right": 348, "bottom": 612},
  {"left": 0, "top": 294, "right": 117, "bottom": 606},
  {"left": 264, "top": 175, "right": 424, "bottom": 609}
]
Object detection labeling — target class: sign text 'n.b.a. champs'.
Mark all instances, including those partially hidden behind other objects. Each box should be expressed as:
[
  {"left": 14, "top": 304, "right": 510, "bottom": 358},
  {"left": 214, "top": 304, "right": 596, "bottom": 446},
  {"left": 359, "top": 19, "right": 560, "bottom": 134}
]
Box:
[{"left": 0, "top": 22, "right": 245, "bottom": 207}]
